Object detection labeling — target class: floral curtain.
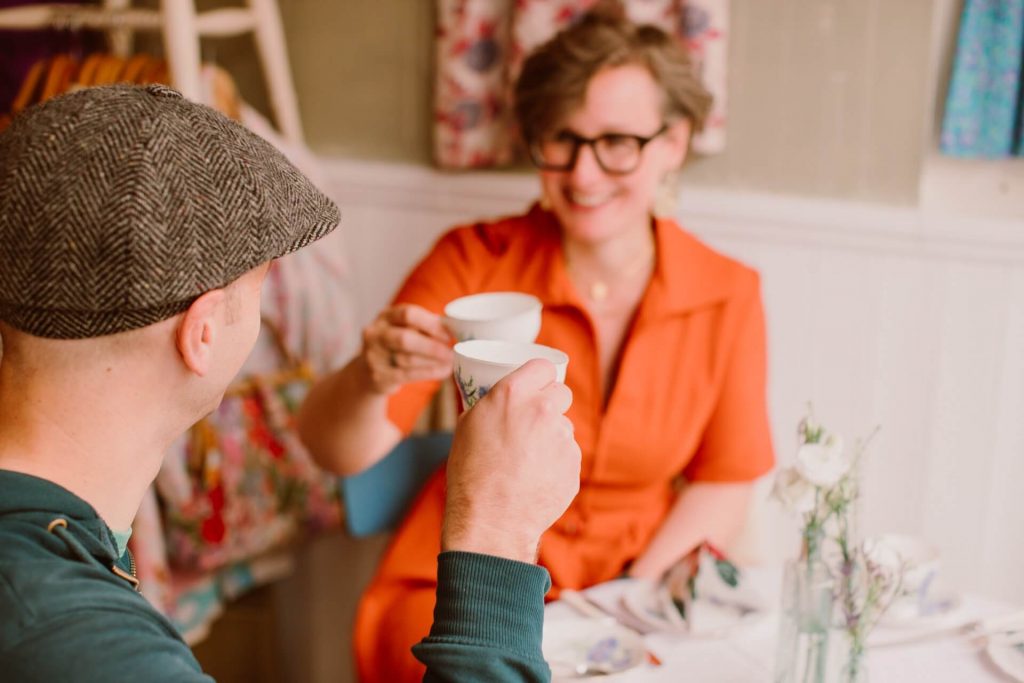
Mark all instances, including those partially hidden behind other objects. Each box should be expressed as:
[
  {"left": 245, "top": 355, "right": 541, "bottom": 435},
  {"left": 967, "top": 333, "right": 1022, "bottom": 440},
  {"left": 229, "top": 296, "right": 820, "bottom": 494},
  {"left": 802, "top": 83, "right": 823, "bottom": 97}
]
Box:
[
  {"left": 941, "top": 0, "right": 1024, "bottom": 157},
  {"left": 434, "top": 0, "right": 729, "bottom": 169}
]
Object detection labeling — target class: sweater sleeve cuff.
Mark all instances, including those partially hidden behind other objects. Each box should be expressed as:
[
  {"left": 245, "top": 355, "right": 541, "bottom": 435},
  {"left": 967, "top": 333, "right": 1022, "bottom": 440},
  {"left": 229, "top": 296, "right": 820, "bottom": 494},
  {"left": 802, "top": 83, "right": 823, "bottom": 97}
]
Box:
[{"left": 427, "top": 551, "right": 551, "bottom": 655}]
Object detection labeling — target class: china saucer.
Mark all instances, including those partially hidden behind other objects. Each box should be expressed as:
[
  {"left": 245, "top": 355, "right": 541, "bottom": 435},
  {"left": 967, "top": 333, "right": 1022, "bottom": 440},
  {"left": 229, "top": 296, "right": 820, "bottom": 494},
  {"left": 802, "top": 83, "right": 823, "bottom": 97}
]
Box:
[
  {"left": 543, "top": 616, "right": 646, "bottom": 679},
  {"left": 987, "top": 636, "right": 1024, "bottom": 682},
  {"left": 877, "top": 581, "right": 963, "bottom": 629}
]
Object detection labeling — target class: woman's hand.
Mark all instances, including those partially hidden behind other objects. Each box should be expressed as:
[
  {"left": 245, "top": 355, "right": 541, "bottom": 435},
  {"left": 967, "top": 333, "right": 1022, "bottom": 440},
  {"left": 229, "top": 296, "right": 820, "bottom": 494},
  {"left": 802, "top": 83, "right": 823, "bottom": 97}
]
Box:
[
  {"left": 360, "top": 303, "right": 454, "bottom": 394},
  {"left": 627, "top": 481, "right": 754, "bottom": 579}
]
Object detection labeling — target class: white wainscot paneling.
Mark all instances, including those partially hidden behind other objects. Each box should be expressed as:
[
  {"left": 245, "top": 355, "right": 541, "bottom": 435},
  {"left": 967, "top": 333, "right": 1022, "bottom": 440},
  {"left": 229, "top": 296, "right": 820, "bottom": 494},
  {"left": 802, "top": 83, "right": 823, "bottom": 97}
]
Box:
[
  {"left": 923, "top": 262, "right": 1022, "bottom": 600},
  {"left": 325, "top": 161, "right": 537, "bottom": 326},
  {"left": 982, "top": 268, "right": 1024, "bottom": 602},
  {"left": 322, "top": 159, "right": 1024, "bottom": 603}
]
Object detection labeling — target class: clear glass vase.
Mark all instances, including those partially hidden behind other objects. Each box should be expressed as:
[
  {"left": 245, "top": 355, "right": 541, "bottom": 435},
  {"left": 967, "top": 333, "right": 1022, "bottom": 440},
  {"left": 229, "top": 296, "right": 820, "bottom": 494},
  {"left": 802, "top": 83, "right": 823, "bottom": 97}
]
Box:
[
  {"left": 826, "top": 626, "right": 868, "bottom": 683},
  {"left": 774, "top": 558, "right": 835, "bottom": 683}
]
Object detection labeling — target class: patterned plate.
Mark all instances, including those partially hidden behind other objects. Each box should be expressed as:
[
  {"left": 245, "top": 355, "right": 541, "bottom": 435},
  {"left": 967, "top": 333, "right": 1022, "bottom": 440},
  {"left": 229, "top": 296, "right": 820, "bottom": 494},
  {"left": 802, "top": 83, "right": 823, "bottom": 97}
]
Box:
[{"left": 543, "top": 616, "right": 646, "bottom": 679}]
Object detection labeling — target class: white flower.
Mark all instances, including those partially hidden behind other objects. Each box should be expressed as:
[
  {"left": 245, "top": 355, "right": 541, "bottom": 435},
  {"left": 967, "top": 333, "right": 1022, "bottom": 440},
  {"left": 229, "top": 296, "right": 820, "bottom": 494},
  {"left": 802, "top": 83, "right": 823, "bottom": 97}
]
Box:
[
  {"left": 772, "top": 467, "right": 817, "bottom": 513},
  {"left": 862, "top": 537, "right": 902, "bottom": 574},
  {"left": 795, "top": 435, "right": 848, "bottom": 487},
  {"left": 798, "top": 415, "right": 817, "bottom": 440}
]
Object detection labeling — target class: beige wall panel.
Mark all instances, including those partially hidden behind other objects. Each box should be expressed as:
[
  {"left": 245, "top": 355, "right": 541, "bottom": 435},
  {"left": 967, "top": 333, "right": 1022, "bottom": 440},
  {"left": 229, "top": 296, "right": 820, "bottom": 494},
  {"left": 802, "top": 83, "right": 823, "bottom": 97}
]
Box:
[
  {"left": 684, "top": 0, "right": 934, "bottom": 205},
  {"left": 205, "top": 1, "right": 940, "bottom": 200},
  {"left": 279, "top": 0, "right": 434, "bottom": 161}
]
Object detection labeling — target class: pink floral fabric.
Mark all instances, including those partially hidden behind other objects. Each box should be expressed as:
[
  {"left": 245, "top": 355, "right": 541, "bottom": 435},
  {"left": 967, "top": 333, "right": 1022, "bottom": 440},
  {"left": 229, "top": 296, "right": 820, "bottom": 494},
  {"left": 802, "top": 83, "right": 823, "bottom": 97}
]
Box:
[
  {"left": 132, "top": 235, "right": 357, "bottom": 641},
  {"left": 434, "top": 0, "right": 729, "bottom": 168}
]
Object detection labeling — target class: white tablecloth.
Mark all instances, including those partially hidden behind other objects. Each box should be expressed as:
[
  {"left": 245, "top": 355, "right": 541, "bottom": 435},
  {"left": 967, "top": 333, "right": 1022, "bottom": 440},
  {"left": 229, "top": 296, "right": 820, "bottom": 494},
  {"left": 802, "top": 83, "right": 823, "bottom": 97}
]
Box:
[{"left": 544, "top": 580, "right": 1021, "bottom": 682}]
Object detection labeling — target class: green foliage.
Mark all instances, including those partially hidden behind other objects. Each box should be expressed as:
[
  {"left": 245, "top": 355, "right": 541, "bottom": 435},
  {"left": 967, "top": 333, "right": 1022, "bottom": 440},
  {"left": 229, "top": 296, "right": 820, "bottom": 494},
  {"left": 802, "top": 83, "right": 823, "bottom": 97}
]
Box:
[{"left": 715, "top": 558, "right": 739, "bottom": 588}]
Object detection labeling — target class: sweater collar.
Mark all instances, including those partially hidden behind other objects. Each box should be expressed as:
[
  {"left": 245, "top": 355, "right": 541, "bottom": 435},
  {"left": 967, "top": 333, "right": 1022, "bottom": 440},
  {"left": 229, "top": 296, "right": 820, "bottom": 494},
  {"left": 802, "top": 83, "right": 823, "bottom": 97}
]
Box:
[{"left": 0, "top": 468, "right": 119, "bottom": 562}]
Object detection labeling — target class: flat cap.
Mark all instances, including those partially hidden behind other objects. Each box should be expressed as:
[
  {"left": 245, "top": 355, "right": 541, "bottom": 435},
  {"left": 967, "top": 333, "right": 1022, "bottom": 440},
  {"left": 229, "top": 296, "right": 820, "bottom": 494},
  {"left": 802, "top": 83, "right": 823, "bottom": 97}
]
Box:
[{"left": 0, "top": 84, "right": 340, "bottom": 339}]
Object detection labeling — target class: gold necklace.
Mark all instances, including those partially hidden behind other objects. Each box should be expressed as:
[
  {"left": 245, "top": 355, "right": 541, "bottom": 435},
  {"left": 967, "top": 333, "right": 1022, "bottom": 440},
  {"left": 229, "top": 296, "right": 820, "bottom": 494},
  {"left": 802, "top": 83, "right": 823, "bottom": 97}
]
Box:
[{"left": 565, "top": 245, "right": 655, "bottom": 305}]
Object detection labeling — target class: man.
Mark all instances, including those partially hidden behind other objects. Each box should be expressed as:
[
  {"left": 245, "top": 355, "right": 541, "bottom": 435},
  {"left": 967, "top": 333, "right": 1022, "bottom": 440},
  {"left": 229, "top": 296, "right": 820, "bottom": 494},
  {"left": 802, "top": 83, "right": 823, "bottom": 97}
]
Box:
[{"left": 0, "top": 84, "right": 580, "bottom": 682}]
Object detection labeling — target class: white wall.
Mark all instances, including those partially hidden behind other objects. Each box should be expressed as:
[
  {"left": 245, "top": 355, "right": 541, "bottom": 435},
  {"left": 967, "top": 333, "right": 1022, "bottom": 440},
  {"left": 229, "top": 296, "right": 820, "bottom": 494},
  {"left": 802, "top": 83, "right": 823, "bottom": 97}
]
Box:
[
  {"left": 681, "top": 189, "right": 1024, "bottom": 605},
  {"left": 325, "top": 158, "right": 1024, "bottom": 605}
]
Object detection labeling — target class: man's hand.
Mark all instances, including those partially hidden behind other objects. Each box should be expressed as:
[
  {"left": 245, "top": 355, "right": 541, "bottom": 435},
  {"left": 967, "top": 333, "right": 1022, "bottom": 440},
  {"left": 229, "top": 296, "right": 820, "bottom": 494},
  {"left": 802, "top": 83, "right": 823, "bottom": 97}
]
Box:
[{"left": 442, "top": 359, "right": 581, "bottom": 563}]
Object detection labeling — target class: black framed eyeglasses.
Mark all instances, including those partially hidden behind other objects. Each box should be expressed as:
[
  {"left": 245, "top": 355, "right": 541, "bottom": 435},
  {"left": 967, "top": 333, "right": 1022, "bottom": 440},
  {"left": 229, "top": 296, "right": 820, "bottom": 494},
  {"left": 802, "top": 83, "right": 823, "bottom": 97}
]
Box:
[{"left": 528, "top": 124, "right": 668, "bottom": 175}]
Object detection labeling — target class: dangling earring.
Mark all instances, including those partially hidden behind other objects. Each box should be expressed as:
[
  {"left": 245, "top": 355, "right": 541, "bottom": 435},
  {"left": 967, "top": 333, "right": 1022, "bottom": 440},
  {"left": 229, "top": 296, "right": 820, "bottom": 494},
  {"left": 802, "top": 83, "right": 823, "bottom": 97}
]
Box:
[{"left": 653, "top": 170, "right": 680, "bottom": 219}]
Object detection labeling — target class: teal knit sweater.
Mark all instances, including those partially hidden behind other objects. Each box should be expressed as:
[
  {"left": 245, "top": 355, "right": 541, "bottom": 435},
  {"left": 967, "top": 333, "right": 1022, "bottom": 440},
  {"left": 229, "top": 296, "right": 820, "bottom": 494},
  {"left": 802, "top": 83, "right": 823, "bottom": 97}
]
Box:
[
  {"left": 417, "top": 552, "right": 552, "bottom": 681},
  {"left": 0, "top": 470, "right": 551, "bottom": 682}
]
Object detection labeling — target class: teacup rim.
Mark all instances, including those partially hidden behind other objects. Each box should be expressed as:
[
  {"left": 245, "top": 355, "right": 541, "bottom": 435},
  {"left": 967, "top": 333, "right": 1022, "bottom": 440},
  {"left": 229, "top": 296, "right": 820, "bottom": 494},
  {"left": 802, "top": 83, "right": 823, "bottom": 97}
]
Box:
[
  {"left": 453, "top": 339, "right": 569, "bottom": 368},
  {"left": 866, "top": 533, "right": 941, "bottom": 566},
  {"left": 443, "top": 291, "right": 542, "bottom": 323}
]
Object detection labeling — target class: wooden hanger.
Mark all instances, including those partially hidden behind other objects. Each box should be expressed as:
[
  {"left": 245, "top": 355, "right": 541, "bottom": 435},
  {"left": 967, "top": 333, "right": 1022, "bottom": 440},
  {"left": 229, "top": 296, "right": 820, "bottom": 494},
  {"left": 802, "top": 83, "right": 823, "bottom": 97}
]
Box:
[
  {"left": 5, "top": 51, "right": 236, "bottom": 125},
  {"left": 140, "top": 55, "right": 167, "bottom": 85},
  {"left": 204, "top": 64, "right": 241, "bottom": 121},
  {"left": 10, "top": 58, "right": 49, "bottom": 114},
  {"left": 76, "top": 52, "right": 105, "bottom": 87},
  {"left": 120, "top": 53, "right": 152, "bottom": 84},
  {"left": 92, "top": 54, "right": 126, "bottom": 86},
  {"left": 39, "top": 54, "right": 75, "bottom": 101}
]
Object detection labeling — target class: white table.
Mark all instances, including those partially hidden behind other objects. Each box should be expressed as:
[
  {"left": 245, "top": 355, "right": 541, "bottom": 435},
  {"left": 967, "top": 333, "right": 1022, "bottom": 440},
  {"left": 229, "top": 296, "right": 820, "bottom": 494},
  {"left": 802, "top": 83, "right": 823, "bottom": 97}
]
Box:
[{"left": 545, "top": 580, "right": 1021, "bottom": 682}]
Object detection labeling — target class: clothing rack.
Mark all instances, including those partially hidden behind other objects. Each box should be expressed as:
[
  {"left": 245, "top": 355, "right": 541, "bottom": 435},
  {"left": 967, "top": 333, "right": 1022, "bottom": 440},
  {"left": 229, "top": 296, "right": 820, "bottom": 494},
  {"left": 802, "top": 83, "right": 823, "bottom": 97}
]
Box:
[{"left": 0, "top": 0, "right": 304, "bottom": 143}]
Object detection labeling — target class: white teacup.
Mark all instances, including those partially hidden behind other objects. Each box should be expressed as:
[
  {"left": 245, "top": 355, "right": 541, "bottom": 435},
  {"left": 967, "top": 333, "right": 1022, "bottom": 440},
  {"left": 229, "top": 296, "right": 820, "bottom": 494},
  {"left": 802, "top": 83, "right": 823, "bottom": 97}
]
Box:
[
  {"left": 443, "top": 292, "right": 542, "bottom": 343},
  {"left": 453, "top": 339, "right": 568, "bottom": 409}
]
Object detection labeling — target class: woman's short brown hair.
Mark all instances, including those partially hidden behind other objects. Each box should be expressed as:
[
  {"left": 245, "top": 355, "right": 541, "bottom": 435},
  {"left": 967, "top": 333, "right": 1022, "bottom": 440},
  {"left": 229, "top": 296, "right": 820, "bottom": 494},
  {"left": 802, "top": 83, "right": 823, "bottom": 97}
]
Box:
[{"left": 513, "top": 5, "right": 713, "bottom": 144}]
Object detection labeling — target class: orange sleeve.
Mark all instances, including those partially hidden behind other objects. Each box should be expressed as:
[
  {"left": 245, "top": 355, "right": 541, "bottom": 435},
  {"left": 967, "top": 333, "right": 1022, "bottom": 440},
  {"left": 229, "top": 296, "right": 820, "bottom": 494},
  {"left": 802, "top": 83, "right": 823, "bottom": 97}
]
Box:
[
  {"left": 683, "top": 274, "right": 775, "bottom": 482},
  {"left": 385, "top": 226, "right": 488, "bottom": 435}
]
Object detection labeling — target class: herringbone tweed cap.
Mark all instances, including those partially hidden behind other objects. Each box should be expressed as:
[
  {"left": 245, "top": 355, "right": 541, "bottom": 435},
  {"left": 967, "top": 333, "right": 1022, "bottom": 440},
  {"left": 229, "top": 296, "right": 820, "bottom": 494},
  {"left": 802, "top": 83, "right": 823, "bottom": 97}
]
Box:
[{"left": 0, "top": 84, "right": 340, "bottom": 339}]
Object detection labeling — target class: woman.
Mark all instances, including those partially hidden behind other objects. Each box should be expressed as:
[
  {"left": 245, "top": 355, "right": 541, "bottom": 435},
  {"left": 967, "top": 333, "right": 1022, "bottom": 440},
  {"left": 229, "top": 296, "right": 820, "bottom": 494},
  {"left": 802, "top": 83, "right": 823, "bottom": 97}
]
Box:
[{"left": 299, "top": 8, "right": 774, "bottom": 682}]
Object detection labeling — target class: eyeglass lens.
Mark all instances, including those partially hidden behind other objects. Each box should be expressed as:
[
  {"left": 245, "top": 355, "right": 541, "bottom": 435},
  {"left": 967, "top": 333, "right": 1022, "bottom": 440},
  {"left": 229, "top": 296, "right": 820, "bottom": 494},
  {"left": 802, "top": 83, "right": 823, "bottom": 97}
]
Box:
[{"left": 536, "top": 133, "right": 644, "bottom": 174}]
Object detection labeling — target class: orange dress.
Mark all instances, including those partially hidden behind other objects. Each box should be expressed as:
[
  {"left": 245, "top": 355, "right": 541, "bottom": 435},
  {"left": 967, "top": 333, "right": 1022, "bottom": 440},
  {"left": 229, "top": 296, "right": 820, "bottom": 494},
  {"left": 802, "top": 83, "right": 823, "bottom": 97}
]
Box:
[{"left": 354, "top": 204, "right": 775, "bottom": 683}]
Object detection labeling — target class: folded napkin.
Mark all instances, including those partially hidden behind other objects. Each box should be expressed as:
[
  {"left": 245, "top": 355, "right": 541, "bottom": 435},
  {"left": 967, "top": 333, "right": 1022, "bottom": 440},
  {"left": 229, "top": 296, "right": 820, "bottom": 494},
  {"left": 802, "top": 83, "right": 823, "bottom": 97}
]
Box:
[{"left": 621, "top": 543, "right": 777, "bottom": 636}]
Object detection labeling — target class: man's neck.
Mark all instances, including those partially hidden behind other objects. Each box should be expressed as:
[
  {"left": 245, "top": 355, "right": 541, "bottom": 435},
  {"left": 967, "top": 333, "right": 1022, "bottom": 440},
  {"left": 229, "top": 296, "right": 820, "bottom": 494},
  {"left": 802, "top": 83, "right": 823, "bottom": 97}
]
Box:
[{"left": 0, "top": 370, "right": 174, "bottom": 530}]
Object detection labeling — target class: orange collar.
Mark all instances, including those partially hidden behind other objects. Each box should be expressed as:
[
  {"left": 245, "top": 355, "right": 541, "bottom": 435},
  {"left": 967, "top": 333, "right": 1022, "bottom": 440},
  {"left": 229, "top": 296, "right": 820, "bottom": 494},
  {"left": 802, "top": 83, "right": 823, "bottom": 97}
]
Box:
[{"left": 523, "top": 203, "right": 739, "bottom": 319}]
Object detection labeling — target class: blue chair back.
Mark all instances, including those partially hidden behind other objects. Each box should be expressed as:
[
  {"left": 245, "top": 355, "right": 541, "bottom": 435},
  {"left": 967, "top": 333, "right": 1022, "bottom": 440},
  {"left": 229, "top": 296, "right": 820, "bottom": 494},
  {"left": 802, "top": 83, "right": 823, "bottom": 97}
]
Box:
[{"left": 339, "top": 432, "right": 453, "bottom": 537}]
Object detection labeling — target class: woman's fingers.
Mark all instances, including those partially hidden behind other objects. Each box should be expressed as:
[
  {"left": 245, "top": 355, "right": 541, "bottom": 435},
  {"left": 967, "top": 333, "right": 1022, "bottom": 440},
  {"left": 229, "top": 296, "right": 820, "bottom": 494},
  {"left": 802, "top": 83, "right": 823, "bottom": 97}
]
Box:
[
  {"left": 367, "top": 342, "right": 451, "bottom": 373},
  {"left": 384, "top": 303, "right": 452, "bottom": 343},
  {"left": 361, "top": 304, "right": 454, "bottom": 393},
  {"left": 378, "top": 325, "right": 453, "bottom": 363}
]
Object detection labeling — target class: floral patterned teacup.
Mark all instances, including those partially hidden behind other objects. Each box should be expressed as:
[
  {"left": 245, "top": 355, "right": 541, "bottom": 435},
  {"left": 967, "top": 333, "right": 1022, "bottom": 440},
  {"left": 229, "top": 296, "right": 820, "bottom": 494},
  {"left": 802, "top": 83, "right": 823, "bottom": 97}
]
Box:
[
  {"left": 453, "top": 339, "right": 568, "bottom": 409},
  {"left": 443, "top": 292, "right": 542, "bottom": 343}
]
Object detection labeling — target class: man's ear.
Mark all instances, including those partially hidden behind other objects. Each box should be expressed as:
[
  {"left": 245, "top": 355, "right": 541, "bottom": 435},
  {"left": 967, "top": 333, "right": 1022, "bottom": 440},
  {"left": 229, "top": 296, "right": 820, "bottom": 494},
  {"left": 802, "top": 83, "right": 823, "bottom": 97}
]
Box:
[{"left": 175, "top": 289, "right": 227, "bottom": 377}]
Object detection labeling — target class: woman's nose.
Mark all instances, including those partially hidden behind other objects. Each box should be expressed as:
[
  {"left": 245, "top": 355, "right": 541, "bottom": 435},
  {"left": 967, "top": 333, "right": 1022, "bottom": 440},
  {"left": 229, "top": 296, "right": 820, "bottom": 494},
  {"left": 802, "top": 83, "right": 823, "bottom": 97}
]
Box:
[{"left": 569, "top": 143, "right": 606, "bottom": 184}]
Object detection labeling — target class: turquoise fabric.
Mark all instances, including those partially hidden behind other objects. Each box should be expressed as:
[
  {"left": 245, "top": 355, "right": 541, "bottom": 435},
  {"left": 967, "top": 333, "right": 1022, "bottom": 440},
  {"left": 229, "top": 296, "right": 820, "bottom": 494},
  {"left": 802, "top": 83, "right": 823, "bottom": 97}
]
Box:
[
  {"left": 941, "top": 0, "right": 1024, "bottom": 157},
  {"left": 340, "top": 432, "right": 452, "bottom": 537},
  {"left": 111, "top": 526, "right": 133, "bottom": 559}
]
